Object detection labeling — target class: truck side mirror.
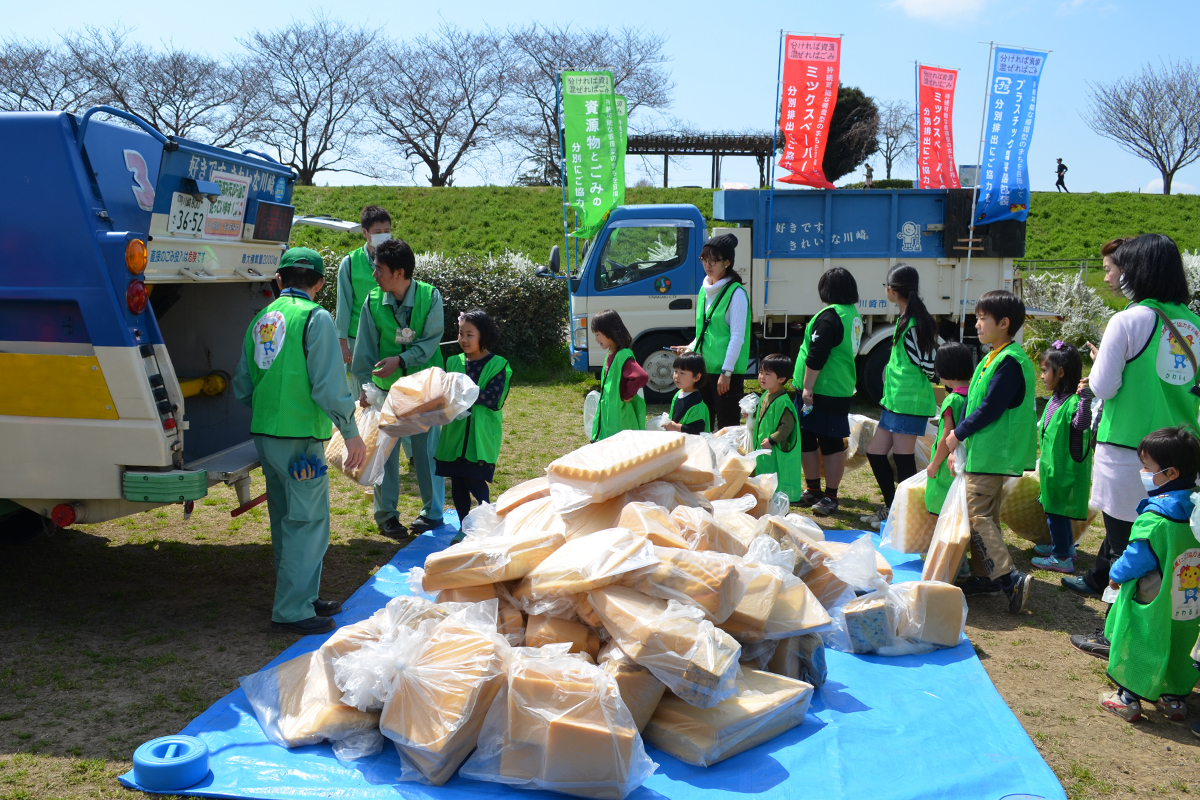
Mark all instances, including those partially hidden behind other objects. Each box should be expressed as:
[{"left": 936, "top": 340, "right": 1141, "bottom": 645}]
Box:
[{"left": 549, "top": 245, "right": 561, "bottom": 275}]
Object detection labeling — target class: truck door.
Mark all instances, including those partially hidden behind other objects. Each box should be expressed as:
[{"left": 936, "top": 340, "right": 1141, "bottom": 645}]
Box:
[{"left": 587, "top": 219, "right": 700, "bottom": 400}]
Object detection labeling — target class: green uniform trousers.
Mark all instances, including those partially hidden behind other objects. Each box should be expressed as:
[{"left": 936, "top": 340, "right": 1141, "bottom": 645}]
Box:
[
  {"left": 375, "top": 425, "right": 444, "bottom": 524},
  {"left": 253, "top": 435, "right": 331, "bottom": 623}
]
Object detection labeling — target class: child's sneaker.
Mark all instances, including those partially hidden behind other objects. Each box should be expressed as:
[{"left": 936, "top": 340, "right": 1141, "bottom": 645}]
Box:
[
  {"left": 1031, "top": 554, "right": 1075, "bottom": 573},
  {"left": 1033, "top": 542, "right": 1077, "bottom": 557},
  {"left": 1100, "top": 689, "right": 1143, "bottom": 722},
  {"left": 794, "top": 489, "right": 823, "bottom": 507},
  {"left": 1005, "top": 570, "right": 1033, "bottom": 613},
  {"left": 1158, "top": 695, "right": 1189, "bottom": 721},
  {"left": 812, "top": 496, "right": 839, "bottom": 517}
]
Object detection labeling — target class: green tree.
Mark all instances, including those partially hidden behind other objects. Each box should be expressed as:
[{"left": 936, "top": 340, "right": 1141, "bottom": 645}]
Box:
[{"left": 823, "top": 86, "right": 880, "bottom": 183}]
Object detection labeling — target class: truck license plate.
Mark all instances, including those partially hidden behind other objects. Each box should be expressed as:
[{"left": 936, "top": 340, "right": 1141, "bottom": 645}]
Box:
[{"left": 167, "top": 192, "right": 207, "bottom": 236}]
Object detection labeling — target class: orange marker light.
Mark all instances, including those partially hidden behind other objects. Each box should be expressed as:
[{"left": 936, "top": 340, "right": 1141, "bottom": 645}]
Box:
[{"left": 126, "top": 239, "right": 148, "bottom": 273}]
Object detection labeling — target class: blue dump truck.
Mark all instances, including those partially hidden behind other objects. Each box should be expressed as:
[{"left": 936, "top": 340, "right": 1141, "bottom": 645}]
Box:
[
  {"left": 0, "top": 107, "right": 299, "bottom": 540},
  {"left": 553, "top": 188, "right": 1026, "bottom": 402}
]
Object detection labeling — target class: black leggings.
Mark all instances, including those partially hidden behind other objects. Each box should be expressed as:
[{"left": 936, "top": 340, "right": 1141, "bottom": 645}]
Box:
[
  {"left": 450, "top": 477, "right": 490, "bottom": 524},
  {"left": 697, "top": 375, "right": 746, "bottom": 431},
  {"left": 1083, "top": 513, "right": 1136, "bottom": 591},
  {"left": 800, "top": 430, "right": 846, "bottom": 455}
]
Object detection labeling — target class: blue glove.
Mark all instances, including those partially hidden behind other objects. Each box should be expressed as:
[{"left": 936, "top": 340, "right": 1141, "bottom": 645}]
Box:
[{"left": 289, "top": 454, "right": 328, "bottom": 481}]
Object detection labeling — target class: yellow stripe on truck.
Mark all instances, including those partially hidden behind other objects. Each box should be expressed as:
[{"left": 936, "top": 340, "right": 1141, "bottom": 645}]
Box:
[{"left": 0, "top": 353, "right": 120, "bottom": 419}]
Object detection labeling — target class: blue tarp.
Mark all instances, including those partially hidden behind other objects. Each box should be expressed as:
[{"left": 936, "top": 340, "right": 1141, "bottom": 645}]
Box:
[{"left": 120, "top": 522, "right": 1065, "bottom": 800}]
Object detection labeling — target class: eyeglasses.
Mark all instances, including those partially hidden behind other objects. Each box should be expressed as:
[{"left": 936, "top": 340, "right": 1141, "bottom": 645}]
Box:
[{"left": 700, "top": 256, "right": 725, "bottom": 266}]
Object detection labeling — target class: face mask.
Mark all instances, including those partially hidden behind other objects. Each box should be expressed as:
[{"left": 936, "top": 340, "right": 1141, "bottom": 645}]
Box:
[
  {"left": 1140, "top": 468, "right": 1166, "bottom": 492},
  {"left": 1119, "top": 275, "right": 1135, "bottom": 300},
  {"left": 369, "top": 232, "right": 391, "bottom": 247}
]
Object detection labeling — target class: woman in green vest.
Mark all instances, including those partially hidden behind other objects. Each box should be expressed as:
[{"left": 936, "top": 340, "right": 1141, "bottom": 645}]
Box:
[
  {"left": 1100, "top": 427, "right": 1200, "bottom": 723},
  {"left": 1064, "top": 235, "right": 1200, "bottom": 617},
  {"left": 590, "top": 309, "right": 648, "bottom": 441},
  {"left": 923, "top": 342, "right": 973, "bottom": 517},
  {"left": 793, "top": 267, "right": 863, "bottom": 517},
  {"left": 436, "top": 308, "right": 512, "bottom": 542},
  {"left": 1030, "top": 342, "right": 1094, "bottom": 574},
  {"left": 753, "top": 354, "right": 805, "bottom": 501},
  {"left": 867, "top": 264, "right": 939, "bottom": 520},
  {"left": 672, "top": 234, "right": 750, "bottom": 431}
]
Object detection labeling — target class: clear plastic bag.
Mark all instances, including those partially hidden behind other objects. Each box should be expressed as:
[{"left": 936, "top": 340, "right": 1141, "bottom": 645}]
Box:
[
  {"left": 332, "top": 728, "right": 385, "bottom": 761},
  {"left": 623, "top": 482, "right": 679, "bottom": 511},
  {"left": 378, "top": 367, "right": 479, "bottom": 438},
  {"left": 738, "top": 393, "right": 759, "bottom": 420},
  {"left": 616, "top": 546, "right": 745, "bottom": 623},
  {"left": 784, "top": 513, "right": 825, "bottom": 541},
  {"left": 599, "top": 647, "right": 667, "bottom": 733},
  {"left": 333, "top": 620, "right": 434, "bottom": 712},
  {"left": 880, "top": 472, "right": 937, "bottom": 554},
  {"left": 826, "top": 578, "right": 966, "bottom": 656},
  {"left": 738, "top": 472, "right": 779, "bottom": 516},
  {"left": 644, "top": 412, "right": 670, "bottom": 432},
  {"left": 616, "top": 502, "right": 690, "bottom": 548},
  {"left": 460, "top": 502, "right": 506, "bottom": 540},
  {"left": 766, "top": 634, "right": 827, "bottom": 688},
  {"left": 588, "top": 586, "right": 741, "bottom": 709},
  {"left": 671, "top": 505, "right": 748, "bottom": 557},
  {"left": 582, "top": 390, "right": 600, "bottom": 439},
  {"left": 704, "top": 426, "right": 751, "bottom": 461},
  {"left": 422, "top": 529, "right": 566, "bottom": 592},
  {"left": 759, "top": 515, "right": 850, "bottom": 610},
  {"left": 843, "top": 414, "right": 877, "bottom": 472},
  {"left": 738, "top": 638, "right": 778, "bottom": 669},
  {"left": 921, "top": 475, "right": 971, "bottom": 583},
  {"left": 710, "top": 494, "right": 758, "bottom": 516},
  {"left": 913, "top": 419, "right": 939, "bottom": 469},
  {"left": 767, "top": 492, "right": 790, "bottom": 517},
  {"left": 326, "top": 389, "right": 399, "bottom": 486},
  {"left": 548, "top": 431, "right": 689, "bottom": 514},
  {"left": 517, "top": 527, "right": 659, "bottom": 599},
  {"left": 495, "top": 476, "right": 552, "bottom": 516},
  {"left": 702, "top": 451, "right": 764, "bottom": 501},
  {"left": 664, "top": 435, "right": 721, "bottom": 489},
  {"left": 826, "top": 534, "right": 880, "bottom": 590}
]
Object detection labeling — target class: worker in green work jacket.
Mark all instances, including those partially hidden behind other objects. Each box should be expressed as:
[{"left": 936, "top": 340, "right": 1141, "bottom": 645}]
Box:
[
  {"left": 233, "top": 247, "right": 366, "bottom": 636},
  {"left": 351, "top": 238, "right": 446, "bottom": 540}
]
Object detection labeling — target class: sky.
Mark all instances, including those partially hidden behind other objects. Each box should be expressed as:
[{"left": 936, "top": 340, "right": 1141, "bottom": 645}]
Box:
[{"left": 5, "top": 0, "right": 1199, "bottom": 193}]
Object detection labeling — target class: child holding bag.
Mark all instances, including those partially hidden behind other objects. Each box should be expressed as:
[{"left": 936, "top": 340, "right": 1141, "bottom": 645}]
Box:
[
  {"left": 925, "top": 342, "right": 974, "bottom": 516},
  {"left": 754, "top": 354, "right": 805, "bottom": 502},
  {"left": 590, "top": 309, "right": 648, "bottom": 441},
  {"left": 1031, "top": 341, "right": 1094, "bottom": 573}
]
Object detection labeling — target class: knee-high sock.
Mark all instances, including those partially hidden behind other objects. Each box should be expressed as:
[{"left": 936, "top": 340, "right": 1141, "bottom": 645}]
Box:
[
  {"left": 894, "top": 453, "right": 918, "bottom": 483},
  {"left": 867, "top": 453, "right": 896, "bottom": 509}
]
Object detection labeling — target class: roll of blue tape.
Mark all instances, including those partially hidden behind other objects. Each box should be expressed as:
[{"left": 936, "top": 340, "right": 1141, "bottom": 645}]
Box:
[{"left": 132, "top": 735, "right": 209, "bottom": 791}]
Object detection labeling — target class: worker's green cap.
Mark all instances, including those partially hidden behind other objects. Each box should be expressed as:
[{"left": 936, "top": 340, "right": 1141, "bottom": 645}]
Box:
[{"left": 279, "top": 247, "right": 325, "bottom": 272}]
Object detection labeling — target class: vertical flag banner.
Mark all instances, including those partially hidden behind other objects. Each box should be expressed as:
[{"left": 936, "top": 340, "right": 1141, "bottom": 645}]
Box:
[
  {"left": 778, "top": 35, "right": 840, "bottom": 189},
  {"left": 562, "top": 71, "right": 623, "bottom": 239},
  {"left": 916, "top": 65, "right": 961, "bottom": 189},
  {"left": 976, "top": 48, "right": 1047, "bottom": 223},
  {"left": 614, "top": 95, "right": 628, "bottom": 213}
]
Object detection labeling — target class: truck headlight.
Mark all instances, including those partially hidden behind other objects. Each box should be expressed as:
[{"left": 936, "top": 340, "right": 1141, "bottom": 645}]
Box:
[{"left": 571, "top": 315, "right": 588, "bottom": 350}]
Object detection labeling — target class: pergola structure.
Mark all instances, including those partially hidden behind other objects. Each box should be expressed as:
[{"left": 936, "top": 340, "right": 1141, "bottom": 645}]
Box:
[{"left": 625, "top": 134, "right": 777, "bottom": 188}]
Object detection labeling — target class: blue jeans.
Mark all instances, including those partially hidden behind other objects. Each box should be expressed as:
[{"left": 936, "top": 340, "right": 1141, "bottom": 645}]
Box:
[{"left": 1047, "top": 513, "right": 1074, "bottom": 559}]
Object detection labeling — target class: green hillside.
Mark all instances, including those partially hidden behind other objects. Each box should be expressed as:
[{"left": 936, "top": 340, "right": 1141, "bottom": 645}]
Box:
[{"left": 291, "top": 186, "right": 1200, "bottom": 262}]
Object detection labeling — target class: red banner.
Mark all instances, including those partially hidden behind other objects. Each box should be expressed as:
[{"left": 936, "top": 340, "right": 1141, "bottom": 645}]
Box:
[
  {"left": 778, "top": 35, "right": 840, "bottom": 189},
  {"left": 916, "top": 65, "right": 960, "bottom": 189}
]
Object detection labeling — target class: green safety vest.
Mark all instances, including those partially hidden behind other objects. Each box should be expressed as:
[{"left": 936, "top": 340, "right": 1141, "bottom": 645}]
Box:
[
  {"left": 793, "top": 304, "right": 862, "bottom": 398},
  {"left": 1038, "top": 393, "right": 1093, "bottom": 519},
  {"left": 882, "top": 316, "right": 936, "bottom": 417},
  {"left": 435, "top": 353, "right": 512, "bottom": 465},
  {"left": 1104, "top": 492, "right": 1200, "bottom": 700},
  {"left": 367, "top": 280, "right": 445, "bottom": 390},
  {"left": 694, "top": 281, "right": 751, "bottom": 374},
  {"left": 244, "top": 295, "right": 334, "bottom": 440},
  {"left": 963, "top": 342, "right": 1037, "bottom": 476},
  {"left": 670, "top": 392, "right": 711, "bottom": 433},
  {"left": 754, "top": 390, "right": 805, "bottom": 501},
  {"left": 345, "top": 246, "right": 379, "bottom": 339},
  {"left": 593, "top": 348, "right": 646, "bottom": 441},
  {"left": 925, "top": 390, "right": 966, "bottom": 515},
  {"left": 1097, "top": 299, "right": 1200, "bottom": 449}
]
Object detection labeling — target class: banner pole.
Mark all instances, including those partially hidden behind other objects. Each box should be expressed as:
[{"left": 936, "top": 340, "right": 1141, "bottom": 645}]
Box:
[
  {"left": 557, "top": 71, "right": 572, "bottom": 274},
  {"left": 960, "top": 42, "right": 994, "bottom": 342},
  {"left": 764, "top": 30, "right": 784, "bottom": 309},
  {"left": 914, "top": 61, "right": 920, "bottom": 188}
]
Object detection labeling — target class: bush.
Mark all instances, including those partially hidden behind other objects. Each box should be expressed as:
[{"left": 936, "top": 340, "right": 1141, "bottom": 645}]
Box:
[
  {"left": 839, "top": 178, "right": 914, "bottom": 189},
  {"left": 314, "top": 249, "right": 568, "bottom": 365},
  {"left": 1020, "top": 272, "right": 1113, "bottom": 358}
]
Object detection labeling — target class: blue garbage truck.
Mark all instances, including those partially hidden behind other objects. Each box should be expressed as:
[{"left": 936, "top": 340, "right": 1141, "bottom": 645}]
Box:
[
  {"left": 553, "top": 188, "right": 1026, "bottom": 403},
  {"left": 0, "top": 107, "right": 299, "bottom": 540}
]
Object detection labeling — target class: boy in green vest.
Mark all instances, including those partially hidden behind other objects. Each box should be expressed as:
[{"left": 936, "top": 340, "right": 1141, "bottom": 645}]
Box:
[
  {"left": 1100, "top": 426, "right": 1200, "bottom": 723},
  {"left": 351, "top": 238, "right": 446, "bottom": 539},
  {"left": 927, "top": 291, "right": 1036, "bottom": 614},
  {"left": 663, "top": 351, "right": 710, "bottom": 434},
  {"left": 754, "top": 353, "right": 805, "bottom": 502},
  {"left": 233, "top": 247, "right": 366, "bottom": 635}
]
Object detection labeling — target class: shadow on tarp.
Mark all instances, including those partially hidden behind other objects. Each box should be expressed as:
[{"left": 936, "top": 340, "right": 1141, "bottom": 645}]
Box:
[{"left": 120, "top": 526, "right": 1066, "bottom": 800}]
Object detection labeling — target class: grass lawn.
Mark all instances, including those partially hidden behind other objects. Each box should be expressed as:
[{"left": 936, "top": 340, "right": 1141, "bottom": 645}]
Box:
[{"left": 1, "top": 378, "right": 1198, "bottom": 799}]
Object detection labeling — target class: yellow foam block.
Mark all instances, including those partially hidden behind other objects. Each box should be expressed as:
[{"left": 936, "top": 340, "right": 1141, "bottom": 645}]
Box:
[
  {"left": 272, "top": 650, "right": 381, "bottom": 747},
  {"left": 423, "top": 530, "right": 565, "bottom": 591},
  {"left": 671, "top": 506, "right": 749, "bottom": 557},
  {"left": 761, "top": 517, "right": 849, "bottom": 609},
  {"left": 842, "top": 594, "right": 895, "bottom": 654},
  {"left": 921, "top": 499, "right": 971, "bottom": 584},
  {"left": 642, "top": 669, "right": 813, "bottom": 767},
  {"left": 380, "top": 367, "right": 448, "bottom": 421},
  {"left": 498, "top": 603, "right": 526, "bottom": 643},
  {"left": 890, "top": 476, "right": 938, "bottom": 553},
  {"left": 601, "top": 655, "right": 666, "bottom": 732},
  {"left": 664, "top": 435, "right": 719, "bottom": 488},
  {"left": 617, "top": 546, "right": 742, "bottom": 623},
  {"left": 999, "top": 472, "right": 1097, "bottom": 543},
  {"left": 521, "top": 527, "right": 650, "bottom": 598},
  {"left": 893, "top": 581, "right": 965, "bottom": 648},
  {"left": 547, "top": 431, "right": 688, "bottom": 507},
  {"left": 575, "top": 593, "right": 604, "bottom": 628},
  {"left": 822, "top": 540, "right": 894, "bottom": 583},
  {"left": 496, "top": 476, "right": 551, "bottom": 516},
  {"left": 703, "top": 452, "right": 755, "bottom": 501},
  {"left": 437, "top": 584, "right": 498, "bottom": 604},
  {"left": 617, "top": 502, "right": 691, "bottom": 549},
  {"left": 325, "top": 406, "right": 395, "bottom": 485},
  {"left": 526, "top": 614, "right": 601, "bottom": 660},
  {"left": 737, "top": 473, "right": 778, "bottom": 517},
  {"left": 719, "top": 566, "right": 781, "bottom": 641},
  {"left": 713, "top": 511, "right": 761, "bottom": 550},
  {"left": 765, "top": 576, "right": 832, "bottom": 638}
]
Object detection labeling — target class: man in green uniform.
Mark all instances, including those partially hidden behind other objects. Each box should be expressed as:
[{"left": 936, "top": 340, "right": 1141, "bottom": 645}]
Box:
[
  {"left": 233, "top": 247, "right": 366, "bottom": 635},
  {"left": 351, "top": 238, "right": 446, "bottom": 539},
  {"left": 335, "top": 205, "right": 391, "bottom": 369}
]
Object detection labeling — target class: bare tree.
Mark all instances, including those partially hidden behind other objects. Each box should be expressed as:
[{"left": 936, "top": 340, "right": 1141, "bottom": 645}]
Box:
[
  {"left": 875, "top": 99, "right": 916, "bottom": 180},
  {"left": 370, "top": 25, "right": 512, "bottom": 187},
  {"left": 1084, "top": 60, "right": 1200, "bottom": 195},
  {"left": 242, "top": 15, "right": 377, "bottom": 185},
  {"left": 503, "top": 24, "right": 673, "bottom": 185},
  {"left": 0, "top": 37, "right": 99, "bottom": 112}
]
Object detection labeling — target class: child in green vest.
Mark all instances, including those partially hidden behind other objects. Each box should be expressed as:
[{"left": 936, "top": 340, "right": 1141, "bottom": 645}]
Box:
[
  {"left": 435, "top": 308, "right": 512, "bottom": 543},
  {"left": 233, "top": 247, "right": 366, "bottom": 635},
  {"left": 663, "top": 351, "right": 710, "bottom": 434},
  {"left": 924, "top": 342, "right": 973, "bottom": 517},
  {"left": 1031, "top": 342, "right": 1095, "bottom": 574},
  {"left": 754, "top": 354, "right": 805, "bottom": 502},
  {"left": 1100, "top": 426, "right": 1200, "bottom": 723},
  {"left": 590, "top": 309, "right": 648, "bottom": 441},
  {"left": 926, "top": 291, "right": 1036, "bottom": 613}
]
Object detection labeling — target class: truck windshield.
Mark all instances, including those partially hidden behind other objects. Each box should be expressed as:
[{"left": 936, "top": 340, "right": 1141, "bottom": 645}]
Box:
[{"left": 593, "top": 226, "right": 688, "bottom": 292}]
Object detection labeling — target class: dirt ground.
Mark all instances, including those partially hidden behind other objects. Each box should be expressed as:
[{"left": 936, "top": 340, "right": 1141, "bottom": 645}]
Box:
[{"left": 1, "top": 384, "right": 1198, "bottom": 800}]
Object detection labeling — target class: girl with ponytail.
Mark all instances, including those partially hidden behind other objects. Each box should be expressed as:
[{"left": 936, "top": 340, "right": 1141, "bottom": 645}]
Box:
[{"left": 867, "top": 264, "right": 940, "bottom": 524}]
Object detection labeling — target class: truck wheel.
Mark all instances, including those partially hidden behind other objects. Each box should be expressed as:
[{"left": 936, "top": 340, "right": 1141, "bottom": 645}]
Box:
[
  {"left": 634, "top": 333, "right": 686, "bottom": 404},
  {"left": 0, "top": 506, "right": 47, "bottom": 545},
  {"left": 859, "top": 344, "right": 891, "bottom": 403}
]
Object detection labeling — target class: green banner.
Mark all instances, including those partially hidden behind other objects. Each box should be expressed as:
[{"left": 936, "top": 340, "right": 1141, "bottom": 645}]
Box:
[{"left": 562, "top": 71, "right": 625, "bottom": 239}]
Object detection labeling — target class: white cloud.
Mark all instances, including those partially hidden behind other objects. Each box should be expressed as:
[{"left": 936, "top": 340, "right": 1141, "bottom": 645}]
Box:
[
  {"left": 890, "top": 0, "right": 984, "bottom": 20},
  {"left": 1056, "top": 0, "right": 1119, "bottom": 15},
  {"left": 1142, "top": 177, "right": 1197, "bottom": 194}
]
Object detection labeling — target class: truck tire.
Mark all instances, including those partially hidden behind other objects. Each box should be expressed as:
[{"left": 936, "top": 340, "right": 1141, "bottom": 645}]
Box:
[
  {"left": 634, "top": 333, "right": 687, "bottom": 404},
  {"left": 859, "top": 343, "right": 891, "bottom": 404},
  {"left": 0, "top": 506, "right": 46, "bottom": 545}
]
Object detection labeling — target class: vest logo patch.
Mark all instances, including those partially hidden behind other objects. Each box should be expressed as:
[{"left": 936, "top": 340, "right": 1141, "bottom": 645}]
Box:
[
  {"left": 1171, "top": 547, "right": 1200, "bottom": 620},
  {"left": 849, "top": 316, "right": 864, "bottom": 352},
  {"left": 253, "top": 311, "right": 287, "bottom": 369},
  {"left": 1155, "top": 318, "right": 1200, "bottom": 385}
]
